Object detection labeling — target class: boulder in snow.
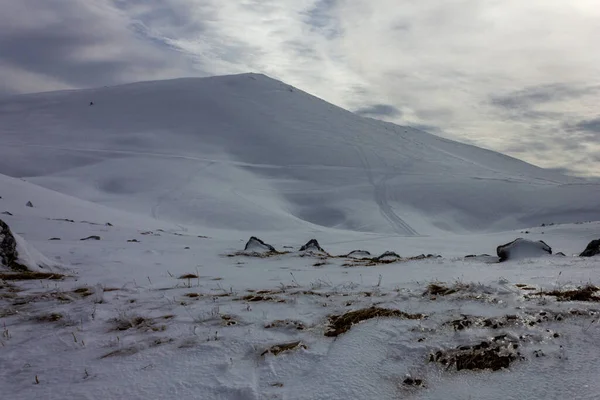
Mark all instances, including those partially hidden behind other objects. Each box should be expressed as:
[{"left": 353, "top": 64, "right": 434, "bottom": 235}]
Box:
[
  {"left": 1, "top": 218, "right": 61, "bottom": 272},
  {"left": 244, "top": 236, "right": 276, "bottom": 254},
  {"left": 299, "top": 239, "right": 325, "bottom": 253},
  {"left": 0, "top": 218, "right": 25, "bottom": 270},
  {"left": 374, "top": 251, "right": 402, "bottom": 262},
  {"left": 345, "top": 250, "right": 371, "bottom": 259},
  {"left": 496, "top": 238, "right": 552, "bottom": 262},
  {"left": 26, "top": 201, "right": 33, "bottom": 207},
  {"left": 579, "top": 239, "right": 600, "bottom": 257}
]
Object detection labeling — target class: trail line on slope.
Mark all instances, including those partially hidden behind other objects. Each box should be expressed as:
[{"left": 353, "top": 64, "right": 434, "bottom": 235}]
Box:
[{"left": 355, "top": 145, "right": 419, "bottom": 236}]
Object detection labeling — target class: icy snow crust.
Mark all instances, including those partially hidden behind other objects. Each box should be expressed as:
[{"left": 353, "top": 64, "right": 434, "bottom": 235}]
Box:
[{"left": 0, "top": 74, "right": 600, "bottom": 399}]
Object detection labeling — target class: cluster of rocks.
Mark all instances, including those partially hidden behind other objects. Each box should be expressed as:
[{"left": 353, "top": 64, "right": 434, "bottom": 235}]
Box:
[{"left": 241, "top": 235, "right": 600, "bottom": 263}]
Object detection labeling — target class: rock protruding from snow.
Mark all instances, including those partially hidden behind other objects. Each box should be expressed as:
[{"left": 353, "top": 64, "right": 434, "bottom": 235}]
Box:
[
  {"left": 1, "top": 218, "right": 61, "bottom": 272},
  {"left": 496, "top": 238, "right": 552, "bottom": 262},
  {"left": 579, "top": 239, "right": 600, "bottom": 257},
  {"left": 244, "top": 237, "right": 276, "bottom": 254},
  {"left": 345, "top": 250, "right": 371, "bottom": 259},
  {"left": 0, "top": 218, "right": 24, "bottom": 270},
  {"left": 299, "top": 239, "right": 326, "bottom": 254},
  {"left": 374, "top": 251, "right": 402, "bottom": 262},
  {"left": 80, "top": 235, "right": 101, "bottom": 241},
  {"left": 26, "top": 201, "right": 33, "bottom": 207}
]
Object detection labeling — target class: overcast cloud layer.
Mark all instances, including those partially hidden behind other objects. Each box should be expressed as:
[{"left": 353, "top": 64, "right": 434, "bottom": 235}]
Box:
[{"left": 2, "top": 0, "right": 600, "bottom": 176}]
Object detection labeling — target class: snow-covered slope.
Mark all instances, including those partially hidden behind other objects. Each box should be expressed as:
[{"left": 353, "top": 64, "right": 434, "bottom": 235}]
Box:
[
  {"left": 2, "top": 74, "right": 600, "bottom": 400},
  {"left": 1, "top": 73, "right": 598, "bottom": 235}
]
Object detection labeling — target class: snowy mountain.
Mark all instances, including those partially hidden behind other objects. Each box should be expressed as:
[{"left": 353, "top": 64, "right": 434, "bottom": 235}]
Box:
[
  {"left": 1, "top": 73, "right": 598, "bottom": 236},
  {"left": 2, "top": 74, "right": 600, "bottom": 400}
]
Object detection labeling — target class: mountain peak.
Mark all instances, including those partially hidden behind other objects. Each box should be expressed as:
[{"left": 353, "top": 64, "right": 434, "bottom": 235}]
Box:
[{"left": 0, "top": 75, "right": 596, "bottom": 234}]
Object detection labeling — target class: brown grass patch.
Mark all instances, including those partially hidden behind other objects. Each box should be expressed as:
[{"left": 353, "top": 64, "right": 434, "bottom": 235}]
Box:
[
  {"left": 261, "top": 341, "right": 306, "bottom": 356},
  {"left": 430, "top": 336, "right": 522, "bottom": 371},
  {"left": 73, "top": 287, "right": 94, "bottom": 297},
  {"left": 264, "top": 319, "right": 306, "bottom": 330},
  {"left": 227, "top": 250, "right": 290, "bottom": 258},
  {"left": 325, "top": 306, "right": 425, "bottom": 337},
  {"left": 110, "top": 315, "right": 166, "bottom": 332},
  {"left": 425, "top": 283, "right": 458, "bottom": 296},
  {"left": 0, "top": 272, "right": 64, "bottom": 281},
  {"left": 256, "top": 289, "right": 282, "bottom": 295},
  {"left": 240, "top": 294, "right": 285, "bottom": 303},
  {"left": 536, "top": 285, "right": 600, "bottom": 302},
  {"left": 33, "top": 312, "right": 64, "bottom": 323}
]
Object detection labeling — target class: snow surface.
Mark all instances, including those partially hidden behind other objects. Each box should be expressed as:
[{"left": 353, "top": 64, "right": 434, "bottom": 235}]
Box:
[{"left": 0, "top": 73, "right": 600, "bottom": 399}]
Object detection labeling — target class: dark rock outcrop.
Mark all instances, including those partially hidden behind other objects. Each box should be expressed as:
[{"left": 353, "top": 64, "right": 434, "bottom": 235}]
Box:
[
  {"left": 345, "top": 250, "right": 371, "bottom": 259},
  {"left": 0, "top": 219, "right": 26, "bottom": 271},
  {"left": 299, "top": 239, "right": 325, "bottom": 253},
  {"left": 244, "top": 236, "right": 276, "bottom": 253},
  {"left": 497, "top": 238, "right": 552, "bottom": 262},
  {"left": 580, "top": 239, "right": 600, "bottom": 257},
  {"left": 374, "top": 251, "right": 401, "bottom": 262},
  {"left": 80, "top": 235, "right": 101, "bottom": 241}
]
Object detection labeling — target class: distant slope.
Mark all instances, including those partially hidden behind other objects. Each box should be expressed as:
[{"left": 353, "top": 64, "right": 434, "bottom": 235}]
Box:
[{"left": 0, "top": 73, "right": 598, "bottom": 234}]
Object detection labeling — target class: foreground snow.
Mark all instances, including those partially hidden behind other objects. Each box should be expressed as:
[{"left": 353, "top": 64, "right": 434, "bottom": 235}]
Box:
[{"left": 1, "top": 185, "right": 600, "bottom": 399}]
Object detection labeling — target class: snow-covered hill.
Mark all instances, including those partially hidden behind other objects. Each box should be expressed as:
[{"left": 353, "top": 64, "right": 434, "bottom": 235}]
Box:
[{"left": 1, "top": 73, "right": 598, "bottom": 235}]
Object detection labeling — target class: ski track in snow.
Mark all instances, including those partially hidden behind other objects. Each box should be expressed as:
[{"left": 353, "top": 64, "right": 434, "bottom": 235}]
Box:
[{"left": 355, "top": 144, "right": 419, "bottom": 236}]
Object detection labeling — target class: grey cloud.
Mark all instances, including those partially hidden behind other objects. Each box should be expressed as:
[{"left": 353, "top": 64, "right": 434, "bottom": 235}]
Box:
[
  {"left": 304, "top": 0, "right": 342, "bottom": 39},
  {"left": 355, "top": 104, "right": 402, "bottom": 118},
  {"left": 572, "top": 117, "right": 600, "bottom": 133},
  {"left": 0, "top": 0, "right": 194, "bottom": 94},
  {"left": 491, "top": 84, "right": 600, "bottom": 111}
]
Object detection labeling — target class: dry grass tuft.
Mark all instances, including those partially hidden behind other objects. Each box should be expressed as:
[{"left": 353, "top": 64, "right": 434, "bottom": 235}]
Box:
[
  {"left": 33, "top": 313, "right": 64, "bottom": 323},
  {"left": 430, "top": 335, "right": 522, "bottom": 371},
  {"left": 178, "top": 273, "right": 199, "bottom": 279},
  {"left": 325, "top": 306, "right": 425, "bottom": 337},
  {"left": 110, "top": 315, "right": 166, "bottom": 332},
  {"left": 425, "top": 283, "right": 458, "bottom": 296},
  {"left": 264, "top": 319, "right": 306, "bottom": 330},
  {"left": 240, "top": 294, "right": 285, "bottom": 303},
  {"left": 537, "top": 285, "right": 600, "bottom": 302},
  {"left": 0, "top": 272, "right": 64, "bottom": 281},
  {"left": 73, "top": 287, "right": 94, "bottom": 297}
]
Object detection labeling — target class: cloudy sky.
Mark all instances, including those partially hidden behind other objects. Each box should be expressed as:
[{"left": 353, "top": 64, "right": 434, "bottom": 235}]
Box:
[{"left": 2, "top": 1, "right": 600, "bottom": 176}]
